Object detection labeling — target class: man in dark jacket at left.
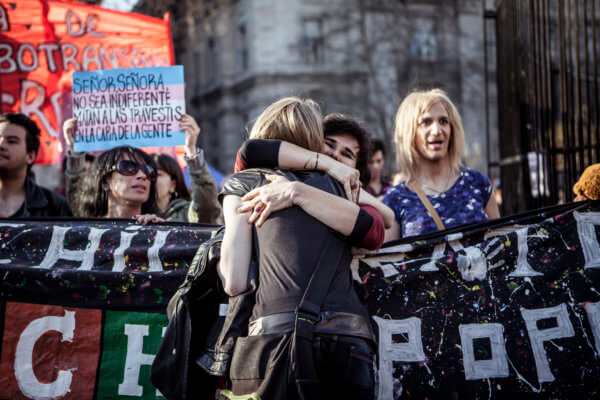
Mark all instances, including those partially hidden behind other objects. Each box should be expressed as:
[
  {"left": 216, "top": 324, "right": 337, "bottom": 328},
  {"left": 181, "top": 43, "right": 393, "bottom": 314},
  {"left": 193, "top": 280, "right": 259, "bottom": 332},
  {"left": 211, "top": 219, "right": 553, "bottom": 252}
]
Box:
[{"left": 0, "top": 113, "right": 71, "bottom": 218}]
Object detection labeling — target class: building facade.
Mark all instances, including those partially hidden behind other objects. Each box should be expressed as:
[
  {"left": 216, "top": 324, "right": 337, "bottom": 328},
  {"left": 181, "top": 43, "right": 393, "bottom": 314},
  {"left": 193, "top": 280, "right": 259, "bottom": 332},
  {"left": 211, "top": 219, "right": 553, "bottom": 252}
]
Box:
[{"left": 137, "top": 0, "right": 497, "bottom": 176}]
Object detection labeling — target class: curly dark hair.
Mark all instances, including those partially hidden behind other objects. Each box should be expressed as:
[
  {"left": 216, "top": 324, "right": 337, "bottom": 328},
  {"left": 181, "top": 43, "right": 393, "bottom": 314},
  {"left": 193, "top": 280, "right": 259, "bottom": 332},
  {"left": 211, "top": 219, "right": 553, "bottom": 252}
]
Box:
[
  {"left": 151, "top": 153, "right": 191, "bottom": 202},
  {"left": 74, "top": 146, "right": 159, "bottom": 217},
  {"left": 323, "top": 113, "right": 371, "bottom": 186}
]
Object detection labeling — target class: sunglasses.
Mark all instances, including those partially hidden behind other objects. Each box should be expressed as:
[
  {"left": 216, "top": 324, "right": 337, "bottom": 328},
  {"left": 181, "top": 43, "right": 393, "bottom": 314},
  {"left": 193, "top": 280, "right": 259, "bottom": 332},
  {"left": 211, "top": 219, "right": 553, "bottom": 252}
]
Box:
[{"left": 111, "top": 160, "right": 157, "bottom": 181}]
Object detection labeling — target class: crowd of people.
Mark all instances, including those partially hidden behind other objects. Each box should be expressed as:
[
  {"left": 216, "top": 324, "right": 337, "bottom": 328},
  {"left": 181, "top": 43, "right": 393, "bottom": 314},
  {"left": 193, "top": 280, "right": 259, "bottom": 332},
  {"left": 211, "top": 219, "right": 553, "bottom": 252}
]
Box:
[{"left": 1, "top": 88, "right": 599, "bottom": 399}]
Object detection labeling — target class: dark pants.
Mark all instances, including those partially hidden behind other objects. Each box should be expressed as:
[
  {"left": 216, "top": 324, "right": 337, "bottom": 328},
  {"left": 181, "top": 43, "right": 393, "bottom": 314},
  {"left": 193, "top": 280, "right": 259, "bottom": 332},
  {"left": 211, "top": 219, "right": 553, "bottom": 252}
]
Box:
[{"left": 299, "top": 334, "right": 376, "bottom": 400}]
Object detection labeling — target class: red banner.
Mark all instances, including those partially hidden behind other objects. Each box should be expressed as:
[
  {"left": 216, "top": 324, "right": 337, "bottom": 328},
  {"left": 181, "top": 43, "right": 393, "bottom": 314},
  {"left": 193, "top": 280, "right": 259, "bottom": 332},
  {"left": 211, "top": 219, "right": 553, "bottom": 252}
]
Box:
[{"left": 0, "top": 0, "right": 174, "bottom": 164}]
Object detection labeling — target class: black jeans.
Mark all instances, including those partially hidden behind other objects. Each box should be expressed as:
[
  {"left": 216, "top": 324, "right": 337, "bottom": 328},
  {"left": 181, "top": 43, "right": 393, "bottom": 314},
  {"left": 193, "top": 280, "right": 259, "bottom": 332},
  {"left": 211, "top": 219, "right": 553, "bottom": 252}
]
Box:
[{"left": 310, "top": 334, "right": 376, "bottom": 400}]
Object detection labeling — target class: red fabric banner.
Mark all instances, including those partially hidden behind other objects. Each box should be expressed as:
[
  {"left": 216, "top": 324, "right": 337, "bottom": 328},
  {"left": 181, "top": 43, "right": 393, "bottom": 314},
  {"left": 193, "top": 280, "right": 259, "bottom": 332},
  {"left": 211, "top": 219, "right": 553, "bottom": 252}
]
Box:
[{"left": 0, "top": 0, "right": 174, "bottom": 164}]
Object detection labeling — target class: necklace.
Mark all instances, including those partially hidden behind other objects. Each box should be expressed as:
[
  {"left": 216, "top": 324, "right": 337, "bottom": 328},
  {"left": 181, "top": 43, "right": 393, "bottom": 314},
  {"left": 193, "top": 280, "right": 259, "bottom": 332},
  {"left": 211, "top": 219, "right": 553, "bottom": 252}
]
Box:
[{"left": 415, "top": 172, "right": 453, "bottom": 195}]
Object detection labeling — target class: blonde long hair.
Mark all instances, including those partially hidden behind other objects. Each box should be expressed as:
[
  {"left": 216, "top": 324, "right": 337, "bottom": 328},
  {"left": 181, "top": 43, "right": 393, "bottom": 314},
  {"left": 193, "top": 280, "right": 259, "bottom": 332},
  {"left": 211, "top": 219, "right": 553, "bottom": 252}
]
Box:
[
  {"left": 394, "top": 89, "right": 465, "bottom": 181},
  {"left": 249, "top": 97, "right": 324, "bottom": 152}
]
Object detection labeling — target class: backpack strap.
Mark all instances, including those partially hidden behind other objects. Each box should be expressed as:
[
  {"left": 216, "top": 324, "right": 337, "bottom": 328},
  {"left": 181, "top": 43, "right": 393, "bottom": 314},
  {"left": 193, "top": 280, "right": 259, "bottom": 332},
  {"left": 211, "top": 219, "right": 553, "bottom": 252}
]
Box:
[{"left": 405, "top": 179, "right": 446, "bottom": 231}]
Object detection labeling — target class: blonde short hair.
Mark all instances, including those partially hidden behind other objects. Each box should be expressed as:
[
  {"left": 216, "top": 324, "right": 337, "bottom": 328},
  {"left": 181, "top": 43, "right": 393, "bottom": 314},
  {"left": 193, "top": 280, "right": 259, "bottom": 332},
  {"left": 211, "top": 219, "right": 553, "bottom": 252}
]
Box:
[
  {"left": 249, "top": 97, "right": 324, "bottom": 152},
  {"left": 393, "top": 89, "right": 465, "bottom": 181}
]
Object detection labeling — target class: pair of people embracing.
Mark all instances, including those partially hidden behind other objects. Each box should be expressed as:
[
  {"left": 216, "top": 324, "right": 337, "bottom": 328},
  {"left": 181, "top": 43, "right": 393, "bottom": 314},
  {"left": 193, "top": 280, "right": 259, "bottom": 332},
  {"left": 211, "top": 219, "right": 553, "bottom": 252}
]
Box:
[{"left": 218, "top": 97, "right": 389, "bottom": 399}]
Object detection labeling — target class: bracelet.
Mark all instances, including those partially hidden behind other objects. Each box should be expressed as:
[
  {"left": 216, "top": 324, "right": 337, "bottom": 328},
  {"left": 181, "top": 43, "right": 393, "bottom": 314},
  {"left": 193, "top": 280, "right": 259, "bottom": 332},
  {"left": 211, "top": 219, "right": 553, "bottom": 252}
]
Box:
[{"left": 314, "top": 153, "right": 319, "bottom": 170}]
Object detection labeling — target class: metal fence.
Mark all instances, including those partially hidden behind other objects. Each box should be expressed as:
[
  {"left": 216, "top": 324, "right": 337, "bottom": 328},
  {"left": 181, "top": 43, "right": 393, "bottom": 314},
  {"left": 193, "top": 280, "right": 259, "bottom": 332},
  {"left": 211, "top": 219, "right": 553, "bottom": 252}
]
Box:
[{"left": 493, "top": 0, "right": 600, "bottom": 214}]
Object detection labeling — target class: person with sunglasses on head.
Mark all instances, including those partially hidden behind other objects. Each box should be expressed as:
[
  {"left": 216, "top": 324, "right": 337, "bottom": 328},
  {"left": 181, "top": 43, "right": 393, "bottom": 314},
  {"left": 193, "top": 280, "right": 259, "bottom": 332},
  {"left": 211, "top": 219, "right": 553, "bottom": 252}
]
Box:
[{"left": 63, "top": 115, "right": 220, "bottom": 223}]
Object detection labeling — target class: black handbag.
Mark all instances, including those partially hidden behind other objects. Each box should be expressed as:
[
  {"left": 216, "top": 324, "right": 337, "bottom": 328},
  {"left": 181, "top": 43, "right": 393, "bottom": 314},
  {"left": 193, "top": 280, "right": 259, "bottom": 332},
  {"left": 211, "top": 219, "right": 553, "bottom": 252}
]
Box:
[
  {"left": 151, "top": 229, "right": 227, "bottom": 400},
  {"left": 222, "top": 233, "right": 346, "bottom": 400}
]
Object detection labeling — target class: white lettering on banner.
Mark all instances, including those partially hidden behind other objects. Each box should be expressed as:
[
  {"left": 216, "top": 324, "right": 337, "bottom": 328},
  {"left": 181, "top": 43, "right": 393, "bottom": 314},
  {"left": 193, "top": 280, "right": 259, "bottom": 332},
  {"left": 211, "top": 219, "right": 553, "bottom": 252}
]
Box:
[
  {"left": 584, "top": 301, "right": 600, "bottom": 355},
  {"left": 35, "top": 225, "right": 180, "bottom": 271},
  {"left": 85, "top": 15, "right": 104, "bottom": 38},
  {"left": 2, "top": 92, "right": 15, "bottom": 106},
  {"left": 113, "top": 230, "right": 138, "bottom": 272},
  {"left": 0, "top": 4, "right": 8, "bottom": 31},
  {"left": 373, "top": 316, "right": 425, "bottom": 400},
  {"left": 65, "top": 11, "right": 104, "bottom": 38},
  {"left": 459, "top": 323, "right": 509, "bottom": 380},
  {"left": 372, "top": 302, "right": 600, "bottom": 394},
  {"left": 38, "top": 43, "right": 60, "bottom": 72},
  {"left": 61, "top": 43, "right": 81, "bottom": 71},
  {"left": 118, "top": 324, "right": 156, "bottom": 397},
  {"left": 148, "top": 230, "right": 170, "bottom": 272},
  {"left": 16, "top": 43, "right": 38, "bottom": 72},
  {"left": 14, "top": 310, "right": 76, "bottom": 399},
  {"left": 520, "top": 304, "right": 575, "bottom": 383},
  {"left": 50, "top": 91, "right": 63, "bottom": 124},
  {"left": 509, "top": 227, "right": 544, "bottom": 277},
  {"left": 82, "top": 45, "right": 102, "bottom": 71},
  {"left": 420, "top": 242, "right": 444, "bottom": 272},
  {"left": 99, "top": 46, "right": 119, "bottom": 68},
  {"left": 0, "top": 43, "right": 17, "bottom": 73},
  {"left": 0, "top": 43, "right": 168, "bottom": 75},
  {"left": 362, "top": 255, "right": 403, "bottom": 278},
  {"left": 38, "top": 226, "right": 109, "bottom": 270},
  {"left": 574, "top": 211, "right": 600, "bottom": 269},
  {"left": 20, "top": 79, "right": 59, "bottom": 138}
]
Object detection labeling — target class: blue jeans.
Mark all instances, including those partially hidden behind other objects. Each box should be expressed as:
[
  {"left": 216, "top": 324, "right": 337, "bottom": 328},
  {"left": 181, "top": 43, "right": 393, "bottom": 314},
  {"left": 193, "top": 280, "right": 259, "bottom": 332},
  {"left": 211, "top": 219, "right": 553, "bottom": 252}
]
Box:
[{"left": 310, "top": 334, "right": 376, "bottom": 399}]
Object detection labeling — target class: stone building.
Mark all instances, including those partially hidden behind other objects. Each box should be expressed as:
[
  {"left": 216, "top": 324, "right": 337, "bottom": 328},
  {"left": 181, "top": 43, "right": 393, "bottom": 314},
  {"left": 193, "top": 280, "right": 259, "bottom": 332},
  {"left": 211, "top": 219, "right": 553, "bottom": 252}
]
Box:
[{"left": 136, "top": 0, "right": 497, "bottom": 176}]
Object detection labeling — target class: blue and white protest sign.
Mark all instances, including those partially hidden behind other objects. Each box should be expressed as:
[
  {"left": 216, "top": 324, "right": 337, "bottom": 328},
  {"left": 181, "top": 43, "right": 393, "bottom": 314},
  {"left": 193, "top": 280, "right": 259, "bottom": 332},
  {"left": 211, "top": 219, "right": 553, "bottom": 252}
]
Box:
[{"left": 72, "top": 66, "right": 186, "bottom": 151}]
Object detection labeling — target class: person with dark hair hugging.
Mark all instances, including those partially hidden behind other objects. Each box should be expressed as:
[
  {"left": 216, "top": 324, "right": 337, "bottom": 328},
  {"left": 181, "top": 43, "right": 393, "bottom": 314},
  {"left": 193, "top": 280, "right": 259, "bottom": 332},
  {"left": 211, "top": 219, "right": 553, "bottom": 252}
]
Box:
[
  {"left": 219, "top": 97, "right": 378, "bottom": 399},
  {"left": 234, "top": 113, "right": 394, "bottom": 250},
  {"left": 63, "top": 115, "right": 221, "bottom": 223},
  {"left": 0, "top": 113, "right": 71, "bottom": 218}
]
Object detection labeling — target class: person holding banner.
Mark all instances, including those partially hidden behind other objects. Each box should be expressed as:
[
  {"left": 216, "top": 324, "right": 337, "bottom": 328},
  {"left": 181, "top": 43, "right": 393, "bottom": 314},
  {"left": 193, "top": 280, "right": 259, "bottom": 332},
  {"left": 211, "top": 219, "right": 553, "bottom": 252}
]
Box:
[
  {"left": 63, "top": 115, "right": 220, "bottom": 223},
  {"left": 0, "top": 113, "right": 71, "bottom": 218},
  {"left": 69, "top": 145, "right": 162, "bottom": 221},
  {"left": 219, "top": 97, "right": 376, "bottom": 399},
  {"left": 383, "top": 89, "right": 500, "bottom": 238}
]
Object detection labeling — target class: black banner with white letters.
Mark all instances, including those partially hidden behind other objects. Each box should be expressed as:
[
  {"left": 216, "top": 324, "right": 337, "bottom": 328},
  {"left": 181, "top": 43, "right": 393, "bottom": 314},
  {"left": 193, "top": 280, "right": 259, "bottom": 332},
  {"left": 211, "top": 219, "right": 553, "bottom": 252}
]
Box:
[
  {"left": 360, "top": 201, "right": 600, "bottom": 398},
  {"left": 0, "top": 202, "right": 600, "bottom": 398}
]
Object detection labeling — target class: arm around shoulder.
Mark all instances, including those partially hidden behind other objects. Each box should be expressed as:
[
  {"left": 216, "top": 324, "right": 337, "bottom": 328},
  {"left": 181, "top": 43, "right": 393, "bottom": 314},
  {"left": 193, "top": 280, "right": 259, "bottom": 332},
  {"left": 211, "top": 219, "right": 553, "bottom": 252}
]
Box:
[{"left": 358, "top": 189, "right": 395, "bottom": 229}]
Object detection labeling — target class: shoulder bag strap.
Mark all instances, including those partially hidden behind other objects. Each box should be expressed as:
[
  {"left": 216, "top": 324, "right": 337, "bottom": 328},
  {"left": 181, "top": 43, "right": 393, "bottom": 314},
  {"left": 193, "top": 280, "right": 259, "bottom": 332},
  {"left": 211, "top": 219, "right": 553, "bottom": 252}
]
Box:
[
  {"left": 405, "top": 179, "right": 446, "bottom": 231},
  {"left": 293, "top": 233, "right": 346, "bottom": 399}
]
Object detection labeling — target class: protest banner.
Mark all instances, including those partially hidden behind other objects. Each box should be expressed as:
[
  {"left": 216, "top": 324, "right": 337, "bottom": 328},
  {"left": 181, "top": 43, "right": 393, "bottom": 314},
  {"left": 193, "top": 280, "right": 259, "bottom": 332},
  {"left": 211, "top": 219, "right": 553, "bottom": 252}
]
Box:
[
  {"left": 72, "top": 66, "right": 186, "bottom": 151},
  {"left": 0, "top": 0, "right": 174, "bottom": 164},
  {"left": 1, "top": 201, "right": 600, "bottom": 399}
]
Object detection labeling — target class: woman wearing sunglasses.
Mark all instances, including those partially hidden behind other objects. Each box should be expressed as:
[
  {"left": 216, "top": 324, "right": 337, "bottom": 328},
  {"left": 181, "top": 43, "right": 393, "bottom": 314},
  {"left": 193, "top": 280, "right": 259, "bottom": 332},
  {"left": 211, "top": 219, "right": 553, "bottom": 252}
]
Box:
[
  {"left": 63, "top": 115, "right": 220, "bottom": 223},
  {"left": 70, "top": 145, "right": 162, "bottom": 222}
]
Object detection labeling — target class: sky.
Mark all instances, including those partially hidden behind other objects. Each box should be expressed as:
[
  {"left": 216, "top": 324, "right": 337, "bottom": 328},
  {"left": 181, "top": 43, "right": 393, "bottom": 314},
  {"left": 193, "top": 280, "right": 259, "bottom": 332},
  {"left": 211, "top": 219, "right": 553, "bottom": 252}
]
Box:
[{"left": 100, "top": 0, "right": 136, "bottom": 12}]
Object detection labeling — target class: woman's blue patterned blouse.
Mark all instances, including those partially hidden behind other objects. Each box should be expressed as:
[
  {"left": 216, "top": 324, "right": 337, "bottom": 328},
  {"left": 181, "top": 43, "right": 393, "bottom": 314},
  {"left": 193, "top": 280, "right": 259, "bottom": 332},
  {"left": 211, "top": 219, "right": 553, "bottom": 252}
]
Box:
[{"left": 382, "top": 168, "right": 493, "bottom": 237}]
